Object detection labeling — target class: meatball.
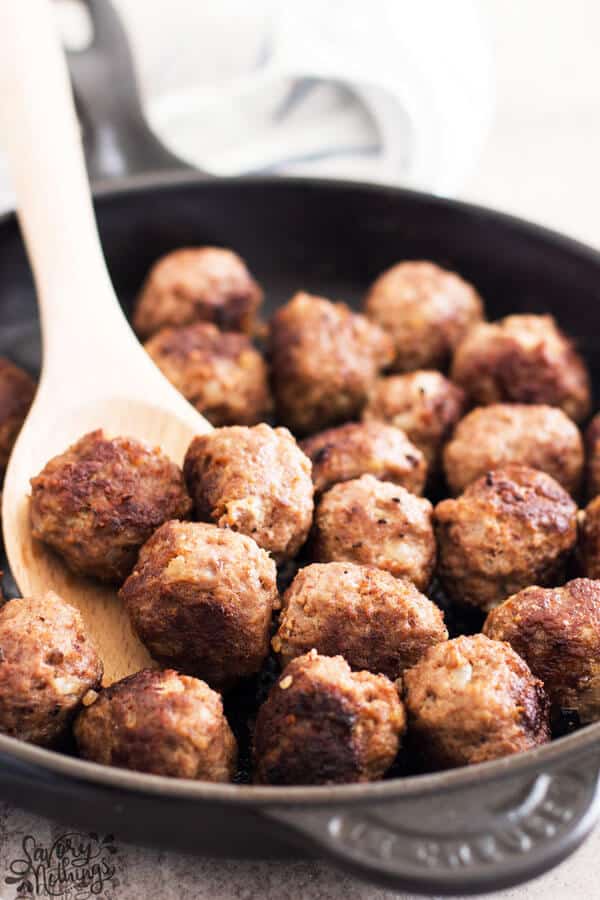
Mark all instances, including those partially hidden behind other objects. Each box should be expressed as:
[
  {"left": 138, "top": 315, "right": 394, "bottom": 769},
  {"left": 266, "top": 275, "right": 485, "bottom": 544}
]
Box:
[
  {"left": 484, "top": 579, "right": 600, "bottom": 723},
  {"left": 144, "top": 321, "right": 272, "bottom": 427},
  {"left": 450, "top": 314, "right": 591, "bottom": 423},
  {"left": 403, "top": 635, "right": 550, "bottom": 769},
  {"left": 0, "top": 358, "right": 36, "bottom": 477},
  {"left": 434, "top": 465, "right": 578, "bottom": 612},
  {"left": 0, "top": 592, "right": 102, "bottom": 747},
  {"left": 184, "top": 423, "right": 313, "bottom": 561},
  {"left": 585, "top": 413, "right": 600, "bottom": 499},
  {"left": 578, "top": 495, "right": 600, "bottom": 580},
  {"left": 363, "top": 260, "right": 483, "bottom": 372},
  {"left": 363, "top": 371, "right": 466, "bottom": 469},
  {"left": 253, "top": 650, "right": 405, "bottom": 785},
  {"left": 273, "top": 562, "right": 447, "bottom": 679},
  {"left": 133, "top": 247, "right": 263, "bottom": 339},
  {"left": 74, "top": 668, "right": 237, "bottom": 780},
  {"left": 443, "top": 404, "right": 584, "bottom": 496},
  {"left": 120, "top": 521, "right": 277, "bottom": 689},
  {"left": 300, "top": 421, "right": 426, "bottom": 497},
  {"left": 268, "top": 291, "right": 394, "bottom": 435},
  {"left": 313, "top": 475, "right": 435, "bottom": 590},
  {"left": 30, "top": 430, "right": 192, "bottom": 583}
]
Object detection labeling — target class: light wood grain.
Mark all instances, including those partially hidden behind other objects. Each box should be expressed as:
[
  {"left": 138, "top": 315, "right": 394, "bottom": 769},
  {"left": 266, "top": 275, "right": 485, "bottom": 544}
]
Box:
[{"left": 0, "top": 0, "right": 211, "bottom": 684}]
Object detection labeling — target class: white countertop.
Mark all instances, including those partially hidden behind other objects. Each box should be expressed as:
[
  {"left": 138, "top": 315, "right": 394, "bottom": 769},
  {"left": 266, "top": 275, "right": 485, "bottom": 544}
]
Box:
[{"left": 1, "top": 2, "right": 599, "bottom": 898}]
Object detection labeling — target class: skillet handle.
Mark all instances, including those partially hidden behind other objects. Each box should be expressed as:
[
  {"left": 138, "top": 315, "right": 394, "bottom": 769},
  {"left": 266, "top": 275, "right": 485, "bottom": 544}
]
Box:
[
  {"left": 263, "top": 753, "right": 600, "bottom": 895},
  {"left": 65, "top": 0, "right": 198, "bottom": 181}
]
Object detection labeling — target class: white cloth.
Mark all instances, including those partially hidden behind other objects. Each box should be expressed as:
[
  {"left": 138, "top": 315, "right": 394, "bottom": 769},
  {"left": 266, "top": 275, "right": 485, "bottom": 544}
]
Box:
[
  {"left": 0, "top": 0, "right": 493, "bottom": 212},
  {"left": 143, "top": 0, "right": 494, "bottom": 194}
]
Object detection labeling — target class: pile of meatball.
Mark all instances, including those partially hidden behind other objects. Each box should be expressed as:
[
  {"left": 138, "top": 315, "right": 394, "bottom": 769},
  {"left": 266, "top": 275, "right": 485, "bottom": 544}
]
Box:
[{"left": 2, "top": 246, "right": 600, "bottom": 787}]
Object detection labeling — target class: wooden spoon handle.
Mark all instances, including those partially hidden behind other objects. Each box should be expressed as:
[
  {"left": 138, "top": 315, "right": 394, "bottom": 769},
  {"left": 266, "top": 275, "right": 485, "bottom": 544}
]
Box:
[{"left": 0, "top": 0, "right": 130, "bottom": 366}]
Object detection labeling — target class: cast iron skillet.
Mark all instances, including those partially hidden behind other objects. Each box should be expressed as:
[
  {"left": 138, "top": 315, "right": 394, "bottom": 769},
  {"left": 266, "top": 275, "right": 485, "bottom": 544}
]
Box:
[{"left": 0, "top": 2, "right": 600, "bottom": 894}]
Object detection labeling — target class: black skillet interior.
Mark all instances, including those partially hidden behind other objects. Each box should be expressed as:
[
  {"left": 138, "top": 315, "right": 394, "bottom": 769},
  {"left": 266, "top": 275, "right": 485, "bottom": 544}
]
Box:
[
  {"left": 2, "top": 176, "right": 600, "bottom": 379},
  {"left": 1, "top": 174, "right": 600, "bottom": 776}
]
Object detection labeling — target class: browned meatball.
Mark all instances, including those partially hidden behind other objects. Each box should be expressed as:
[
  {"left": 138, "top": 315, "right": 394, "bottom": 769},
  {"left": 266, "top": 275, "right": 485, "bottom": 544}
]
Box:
[
  {"left": 0, "top": 358, "right": 35, "bottom": 477},
  {"left": 253, "top": 650, "right": 405, "bottom": 785},
  {"left": 273, "top": 562, "right": 447, "bottom": 679},
  {"left": 0, "top": 592, "right": 102, "bottom": 747},
  {"left": 435, "top": 465, "right": 578, "bottom": 612},
  {"left": 585, "top": 413, "right": 600, "bottom": 500},
  {"left": 30, "top": 430, "right": 192, "bottom": 583},
  {"left": 313, "top": 475, "right": 435, "bottom": 590},
  {"left": 300, "top": 421, "right": 426, "bottom": 497},
  {"left": 578, "top": 495, "right": 600, "bottom": 580},
  {"left": 144, "top": 322, "right": 271, "bottom": 427},
  {"left": 363, "top": 371, "right": 466, "bottom": 470},
  {"left": 120, "top": 521, "right": 277, "bottom": 689},
  {"left": 403, "top": 634, "right": 550, "bottom": 769},
  {"left": 484, "top": 580, "right": 600, "bottom": 723},
  {"left": 451, "top": 314, "right": 591, "bottom": 423},
  {"left": 444, "top": 404, "right": 584, "bottom": 496},
  {"left": 268, "top": 292, "right": 394, "bottom": 435},
  {"left": 184, "top": 423, "right": 313, "bottom": 561},
  {"left": 364, "top": 261, "right": 483, "bottom": 372},
  {"left": 74, "top": 668, "right": 237, "bottom": 780},
  {"left": 133, "top": 247, "right": 263, "bottom": 339}
]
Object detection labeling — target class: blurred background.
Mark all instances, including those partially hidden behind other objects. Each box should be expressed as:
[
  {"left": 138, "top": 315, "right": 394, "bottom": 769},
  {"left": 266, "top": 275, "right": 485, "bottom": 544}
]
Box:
[
  {"left": 465, "top": 0, "right": 600, "bottom": 247},
  {"left": 2, "top": 0, "right": 599, "bottom": 247}
]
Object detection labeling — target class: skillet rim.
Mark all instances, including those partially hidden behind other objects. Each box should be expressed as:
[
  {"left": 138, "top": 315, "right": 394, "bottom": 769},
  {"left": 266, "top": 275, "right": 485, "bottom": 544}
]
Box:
[
  {"left": 3, "top": 168, "right": 600, "bottom": 270},
  {"left": 0, "top": 170, "right": 599, "bottom": 803},
  {"left": 0, "top": 714, "right": 598, "bottom": 806}
]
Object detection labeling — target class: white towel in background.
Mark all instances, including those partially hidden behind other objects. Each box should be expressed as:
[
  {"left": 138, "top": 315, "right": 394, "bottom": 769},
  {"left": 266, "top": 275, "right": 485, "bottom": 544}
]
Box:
[{"left": 0, "top": 0, "right": 493, "bottom": 208}]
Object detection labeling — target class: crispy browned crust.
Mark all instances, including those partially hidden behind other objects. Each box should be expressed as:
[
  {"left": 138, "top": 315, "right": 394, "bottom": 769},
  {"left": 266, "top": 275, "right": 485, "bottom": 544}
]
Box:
[
  {"left": 0, "top": 358, "right": 36, "bottom": 476},
  {"left": 253, "top": 650, "right": 405, "bottom": 785},
  {"left": 484, "top": 579, "right": 600, "bottom": 722},
  {"left": 434, "top": 465, "right": 578, "bottom": 612},
  {"left": 585, "top": 413, "right": 600, "bottom": 500},
  {"left": 443, "top": 403, "right": 584, "bottom": 496},
  {"left": 184, "top": 423, "right": 314, "bottom": 561},
  {"left": 450, "top": 315, "right": 591, "bottom": 423},
  {"left": 363, "top": 370, "right": 467, "bottom": 469},
  {"left": 133, "top": 247, "right": 263, "bottom": 339},
  {"left": 30, "top": 430, "right": 192, "bottom": 583},
  {"left": 313, "top": 475, "right": 435, "bottom": 590},
  {"left": 274, "top": 562, "right": 447, "bottom": 678},
  {"left": 268, "top": 292, "right": 394, "bottom": 435},
  {"left": 403, "top": 634, "right": 550, "bottom": 769},
  {"left": 144, "top": 322, "right": 272, "bottom": 427},
  {"left": 363, "top": 261, "right": 484, "bottom": 372},
  {"left": 74, "top": 668, "right": 237, "bottom": 780},
  {"left": 579, "top": 495, "right": 600, "bottom": 580},
  {"left": 0, "top": 593, "right": 102, "bottom": 747},
  {"left": 119, "top": 521, "right": 277, "bottom": 689},
  {"left": 300, "top": 421, "right": 426, "bottom": 497}
]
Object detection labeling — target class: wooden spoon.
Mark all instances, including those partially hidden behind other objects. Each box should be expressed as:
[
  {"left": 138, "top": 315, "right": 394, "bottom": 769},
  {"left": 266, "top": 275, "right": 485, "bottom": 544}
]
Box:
[{"left": 0, "top": 1, "right": 211, "bottom": 683}]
